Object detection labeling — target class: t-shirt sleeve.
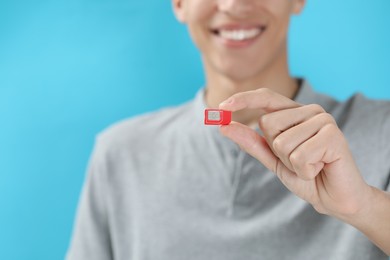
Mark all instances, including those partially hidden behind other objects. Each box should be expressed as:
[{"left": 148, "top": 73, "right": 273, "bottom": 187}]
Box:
[
  {"left": 382, "top": 105, "right": 390, "bottom": 192},
  {"left": 66, "top": 138, "right": 113, "bottom": 260}
]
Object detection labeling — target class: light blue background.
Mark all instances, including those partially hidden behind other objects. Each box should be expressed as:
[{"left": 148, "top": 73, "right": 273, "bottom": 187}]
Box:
[{"left": 0, "top": 0, "right": 389, "bottom": 259}]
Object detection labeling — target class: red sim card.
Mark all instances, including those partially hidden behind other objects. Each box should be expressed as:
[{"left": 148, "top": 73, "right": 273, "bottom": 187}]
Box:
[{"left": 204, "top": 109, "right": 232, "bottom": 125}]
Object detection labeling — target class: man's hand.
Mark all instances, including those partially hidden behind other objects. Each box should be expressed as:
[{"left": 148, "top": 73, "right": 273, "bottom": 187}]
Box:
[
  {"left": 219, "top": 88, "right": 390, "bottom": 255},
  {"left": 219, "top": 88, "right": 371, "bottom": 218}
]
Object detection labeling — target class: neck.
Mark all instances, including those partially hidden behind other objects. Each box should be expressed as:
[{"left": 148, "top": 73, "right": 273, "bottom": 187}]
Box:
[{"left": 204, "top": 50, "right": 298, "bottom": 126}]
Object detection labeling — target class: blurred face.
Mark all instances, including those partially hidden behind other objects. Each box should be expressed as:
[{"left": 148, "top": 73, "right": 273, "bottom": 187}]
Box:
[{"left": 173, "top": 0, "right": 305, "bottom": 82}]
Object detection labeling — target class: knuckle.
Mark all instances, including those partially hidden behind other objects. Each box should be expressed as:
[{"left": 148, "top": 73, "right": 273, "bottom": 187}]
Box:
[
  {"left": 231, "top": 92, "right": 243, "bottom": 102},
  {"left": 307, "top": 104, "right": 325, "bottom": 113},
  {"left": 259, "top": 114, "right": 271, "bottom": 129},
  {"left": 257, "top": 87, "right": 272, "bottom": 98},
  {"left": 322, "top": 122, "right": 339, "bottom": 135},
  {"left": 289, "top": 150, "right": 312, "bottom": 179},
  {"left": 273, "top": 136, "right": 287, "bottom": 154},
  {"left": 233, "top": 90, "right": 253, "bottom": 103},
  {"left": 322, "top": 123, "right": 345, "bottom": 147},
  {"left": 316, "top": 112, "right": 336, "bottom": 125},
  {"left": 289, "top": 150, "right": 304, "bottom": 166},
  {"left": 258, "top": 87, "right": 270, "bottom": 94}
]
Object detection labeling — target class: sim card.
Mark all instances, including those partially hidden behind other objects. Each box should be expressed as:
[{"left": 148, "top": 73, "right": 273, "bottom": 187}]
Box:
[{"left": 204, "top": 109, "right": 232, "bottom": 125}]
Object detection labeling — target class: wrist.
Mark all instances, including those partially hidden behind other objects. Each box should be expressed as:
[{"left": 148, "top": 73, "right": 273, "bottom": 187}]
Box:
[
  {"left": 336, "top": 186, "right": 390, "bottom": 256},
  {"left": 335, "top": 184, "right": 376, "bottom": 226}
]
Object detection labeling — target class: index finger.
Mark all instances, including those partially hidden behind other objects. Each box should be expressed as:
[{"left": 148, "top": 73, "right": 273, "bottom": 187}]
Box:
[{"left": 219, "top": 88, "right": 300, "bottom": 112}]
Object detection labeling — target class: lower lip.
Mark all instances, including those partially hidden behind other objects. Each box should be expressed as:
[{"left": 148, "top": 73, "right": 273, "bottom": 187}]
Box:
[{"left": 213, "top": 31, "right": 264, "bottom": 49}]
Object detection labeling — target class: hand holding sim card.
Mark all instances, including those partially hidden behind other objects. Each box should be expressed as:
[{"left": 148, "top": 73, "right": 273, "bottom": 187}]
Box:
[{"left": 204, "top": 109, "right": 232, "bottom": 125}]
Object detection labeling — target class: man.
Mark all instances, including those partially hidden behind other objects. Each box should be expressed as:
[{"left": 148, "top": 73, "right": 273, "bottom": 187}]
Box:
[{"left": 67, "top": 0, "right": 390, "bottom": 259}]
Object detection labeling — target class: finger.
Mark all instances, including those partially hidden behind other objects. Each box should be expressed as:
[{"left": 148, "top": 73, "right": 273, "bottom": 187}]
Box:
[
  {"left": 289, "top": 123, "right": 342, "bottom": 180},
  {"left": 271, "top": 113, "right": 336, "bottom": 172},
  {"left": 220, "top": 122, "right": 278, "bottom": 171},
  {"left": 220, "top": 122, "right": 322, "bottom": 201},
  {"left": 219, "top": 122, "right": 315, "bottom": 199},
  {"left": 259, "top": 104, "right": 326, "bottom": 143},
  {"left": 219, "top": 88, "right": 300, "bottom": 113}
]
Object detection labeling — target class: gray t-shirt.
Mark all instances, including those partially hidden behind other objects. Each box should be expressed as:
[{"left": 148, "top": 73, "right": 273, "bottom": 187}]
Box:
[{"left": 66, "top": 81, "right": 390, "bottom": 260}]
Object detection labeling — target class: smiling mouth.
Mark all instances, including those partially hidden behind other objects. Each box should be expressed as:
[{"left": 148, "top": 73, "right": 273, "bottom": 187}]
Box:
[{"left": 211, "top": 26, "right": 266, "bottom": 41}]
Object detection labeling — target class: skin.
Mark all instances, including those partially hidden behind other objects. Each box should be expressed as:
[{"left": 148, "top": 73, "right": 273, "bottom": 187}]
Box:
[{"left": 172, "top": 0, "right": 390, "bottom": 255}]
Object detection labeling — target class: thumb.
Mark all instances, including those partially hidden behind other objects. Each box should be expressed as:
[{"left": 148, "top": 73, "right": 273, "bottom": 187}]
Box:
[
  {"left": 219, "top": 122, "right": 277, "bottom": 172},
  {"left": 220, "top": 122, "right": 312, "bottom": 199}
]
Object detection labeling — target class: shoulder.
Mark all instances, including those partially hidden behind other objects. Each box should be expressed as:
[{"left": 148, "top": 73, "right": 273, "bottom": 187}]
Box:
[
  {"left": 347, "top": 93, "right": 390, "bottom": 119},
  {"left": 94, "top": 99, "right": 198, "bottom": 156},
  {"left": 335, "top": 93, "right": 390, "bottom": 181},
  {"left": 346, "top": 94, "right": 390, "bottom": 154},
  {"left": 335, "top": 93, "right": 390, "bottom": 134},
  {"left": 297, "top": 81, "right": 390, "bottom": 136}
]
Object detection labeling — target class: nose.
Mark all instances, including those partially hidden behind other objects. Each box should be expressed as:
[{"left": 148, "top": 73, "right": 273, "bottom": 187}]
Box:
[{"left": 217, "top": 0, "right": 256, "bottom": 18}]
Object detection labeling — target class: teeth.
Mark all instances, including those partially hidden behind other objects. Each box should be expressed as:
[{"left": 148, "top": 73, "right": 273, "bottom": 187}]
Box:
[{"left": 219, "top": 28, "right": 262, "bottom": 41}]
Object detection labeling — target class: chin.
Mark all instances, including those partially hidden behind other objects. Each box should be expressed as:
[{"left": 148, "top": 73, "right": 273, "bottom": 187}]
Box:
[
  {"left": 215, "top": 56, "right": 268, "bottom": 80},
  {"left": 219, "top": 66, "right": 264, "bottom": 83}
]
